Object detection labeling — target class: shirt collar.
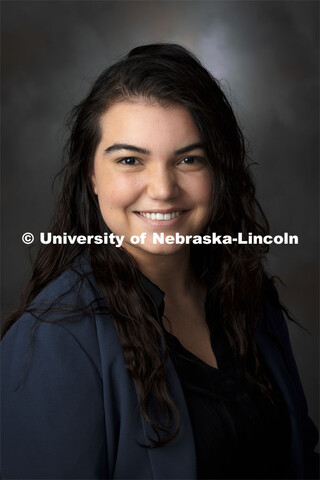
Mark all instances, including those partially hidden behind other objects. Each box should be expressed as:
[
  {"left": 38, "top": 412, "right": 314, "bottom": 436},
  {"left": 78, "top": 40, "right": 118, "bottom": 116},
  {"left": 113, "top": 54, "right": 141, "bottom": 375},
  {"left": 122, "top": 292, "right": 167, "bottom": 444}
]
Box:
[{"left": 139, "top": 273, "right": 165, "bottom": 319}]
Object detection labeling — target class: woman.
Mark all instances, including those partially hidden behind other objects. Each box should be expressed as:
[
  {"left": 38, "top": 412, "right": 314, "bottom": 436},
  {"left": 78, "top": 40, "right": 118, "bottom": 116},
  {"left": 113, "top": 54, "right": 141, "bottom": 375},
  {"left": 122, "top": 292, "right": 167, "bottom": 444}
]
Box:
[{"left": 1, "top": 43, "right": 318, "bottom": 479}]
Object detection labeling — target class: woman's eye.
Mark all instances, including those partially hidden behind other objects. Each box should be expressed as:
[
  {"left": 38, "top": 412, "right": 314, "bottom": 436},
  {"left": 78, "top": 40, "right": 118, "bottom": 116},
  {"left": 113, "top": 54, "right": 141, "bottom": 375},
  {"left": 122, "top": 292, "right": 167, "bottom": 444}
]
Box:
[
  {"left": 118, "top": 157, "right": 140, "bottom": 166},
  {"left": 180, "top": 156, "right": 201, "bottom": 165}
]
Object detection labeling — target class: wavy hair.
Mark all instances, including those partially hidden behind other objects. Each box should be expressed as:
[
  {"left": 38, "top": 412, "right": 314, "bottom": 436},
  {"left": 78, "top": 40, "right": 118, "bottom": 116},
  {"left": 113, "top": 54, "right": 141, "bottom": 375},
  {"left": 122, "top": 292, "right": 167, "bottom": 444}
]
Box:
[{"left": 3, "top": 43, "right": 276, "bottom": 447}]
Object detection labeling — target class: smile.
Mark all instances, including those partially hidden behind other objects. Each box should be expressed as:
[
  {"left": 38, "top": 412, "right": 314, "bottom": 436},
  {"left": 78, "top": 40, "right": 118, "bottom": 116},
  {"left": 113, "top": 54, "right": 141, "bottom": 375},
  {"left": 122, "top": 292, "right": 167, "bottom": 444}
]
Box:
[{"left": 138, "top": 211, "right": 182, "bottom": 220}]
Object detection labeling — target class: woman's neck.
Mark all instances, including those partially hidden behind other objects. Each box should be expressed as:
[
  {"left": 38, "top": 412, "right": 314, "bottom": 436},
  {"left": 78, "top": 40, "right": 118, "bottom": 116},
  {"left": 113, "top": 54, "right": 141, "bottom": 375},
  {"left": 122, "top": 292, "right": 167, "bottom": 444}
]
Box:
[{"left": 130, "top": 246, "right": 196, "bottom": 299}]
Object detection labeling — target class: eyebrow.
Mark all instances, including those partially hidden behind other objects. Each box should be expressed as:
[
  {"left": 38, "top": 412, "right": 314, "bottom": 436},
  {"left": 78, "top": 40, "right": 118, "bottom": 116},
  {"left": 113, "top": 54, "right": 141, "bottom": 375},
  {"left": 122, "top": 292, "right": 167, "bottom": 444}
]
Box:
[{"left": 104, "top": 142, "right": 204, "bottom": 155}]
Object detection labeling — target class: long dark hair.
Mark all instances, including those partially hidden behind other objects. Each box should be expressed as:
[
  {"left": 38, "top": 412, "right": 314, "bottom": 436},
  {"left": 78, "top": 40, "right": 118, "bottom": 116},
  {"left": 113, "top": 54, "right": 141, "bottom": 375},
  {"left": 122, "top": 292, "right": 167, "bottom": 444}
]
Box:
[{"left": 3, "top": 43, "right": 275, "bottom": 447}]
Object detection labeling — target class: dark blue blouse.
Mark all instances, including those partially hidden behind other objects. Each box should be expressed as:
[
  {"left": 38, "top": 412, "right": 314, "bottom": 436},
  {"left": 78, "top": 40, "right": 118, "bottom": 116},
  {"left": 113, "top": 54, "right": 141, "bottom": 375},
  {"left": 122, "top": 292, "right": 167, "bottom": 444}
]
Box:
[{"left": 161, "top": 304, "right": 291, "bottom": 479}]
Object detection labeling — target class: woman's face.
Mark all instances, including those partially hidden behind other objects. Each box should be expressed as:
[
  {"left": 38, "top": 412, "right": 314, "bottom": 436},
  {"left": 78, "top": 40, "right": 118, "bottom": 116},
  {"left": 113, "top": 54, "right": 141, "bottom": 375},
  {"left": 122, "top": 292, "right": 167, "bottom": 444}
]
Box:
[{"left": 92, "top": 101, "right": 213, "bottom": 258}]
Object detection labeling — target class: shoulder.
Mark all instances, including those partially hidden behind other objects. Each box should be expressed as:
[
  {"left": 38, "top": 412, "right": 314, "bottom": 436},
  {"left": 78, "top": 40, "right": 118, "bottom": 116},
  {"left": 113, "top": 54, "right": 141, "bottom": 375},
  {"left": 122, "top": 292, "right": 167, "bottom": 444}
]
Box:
[
  {"left": 1, "top": 255, "right": 111, "bottom": 478},
  {"left": 260, "top": 279, "right": 319, "bottom": 473},
  {"left": 260, "top": 278, "right": 308, "bottom": 369},
  {"left": 257, "top": 277, "right": 308, "bottom": 392},
  {"left": 2, "top": 253, "right": 121, "bottom": 378},
  {"left": 29, "top": 251, "right": 104, "bottom": 314},
  {"left": 258, "top": 277, "right": 310, "bottom": 406}
]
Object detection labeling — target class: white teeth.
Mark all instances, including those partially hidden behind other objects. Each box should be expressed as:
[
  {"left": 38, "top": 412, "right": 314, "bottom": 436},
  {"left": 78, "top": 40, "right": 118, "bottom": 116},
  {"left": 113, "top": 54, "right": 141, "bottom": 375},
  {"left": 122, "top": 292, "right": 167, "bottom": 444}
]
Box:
[{"left": 139, "top": 211, "right": 181, "bottom": 220}]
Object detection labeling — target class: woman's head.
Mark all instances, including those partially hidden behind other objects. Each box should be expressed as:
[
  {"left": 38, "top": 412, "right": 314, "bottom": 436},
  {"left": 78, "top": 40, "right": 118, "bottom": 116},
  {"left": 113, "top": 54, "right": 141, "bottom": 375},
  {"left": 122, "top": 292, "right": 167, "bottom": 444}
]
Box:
[
  {"left": 91, "top": 101, "right": 213, "bottom": 257},
  {"left": 65, "top": 43, "right": 249, "bottom": 248}
]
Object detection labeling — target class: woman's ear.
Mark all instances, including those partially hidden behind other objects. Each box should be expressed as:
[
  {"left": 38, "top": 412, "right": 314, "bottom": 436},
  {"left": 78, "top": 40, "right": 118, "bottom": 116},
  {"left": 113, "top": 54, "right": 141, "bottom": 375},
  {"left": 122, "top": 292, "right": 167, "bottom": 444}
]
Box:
[{"left": 91, "top": 172, "right": 98, "bottom": 195}]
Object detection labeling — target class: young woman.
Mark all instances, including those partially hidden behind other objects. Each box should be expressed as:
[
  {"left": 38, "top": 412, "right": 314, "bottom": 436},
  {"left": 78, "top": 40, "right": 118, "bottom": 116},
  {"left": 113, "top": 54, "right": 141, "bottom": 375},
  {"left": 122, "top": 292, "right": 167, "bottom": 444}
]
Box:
[{"left": 2, "top": 43, "right": 318, "bottom": 479}]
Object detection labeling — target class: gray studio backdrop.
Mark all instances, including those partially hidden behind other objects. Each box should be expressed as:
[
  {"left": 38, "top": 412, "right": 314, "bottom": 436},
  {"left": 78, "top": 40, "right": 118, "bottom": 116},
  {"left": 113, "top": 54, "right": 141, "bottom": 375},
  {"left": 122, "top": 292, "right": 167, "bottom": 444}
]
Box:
[{"left": 2, "top": 1, "right": 319, "bottom": 430}]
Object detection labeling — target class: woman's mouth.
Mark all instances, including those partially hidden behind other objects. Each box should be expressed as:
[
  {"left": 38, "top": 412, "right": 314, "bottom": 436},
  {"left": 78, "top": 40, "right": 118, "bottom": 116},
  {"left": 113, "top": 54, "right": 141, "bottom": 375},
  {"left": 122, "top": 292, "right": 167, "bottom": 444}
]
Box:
[
  {"left": 134, "top": 209, "right": 190, "bottom": 225},
  {"left": 138, "top": 211, "right": 182, "bottom": 220}
]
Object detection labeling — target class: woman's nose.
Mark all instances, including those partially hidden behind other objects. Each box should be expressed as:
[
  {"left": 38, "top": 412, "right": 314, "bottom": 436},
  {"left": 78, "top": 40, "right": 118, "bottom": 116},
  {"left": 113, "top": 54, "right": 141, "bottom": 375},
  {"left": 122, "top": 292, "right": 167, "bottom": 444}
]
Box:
[{"left": 146, "top": 166, "right": 179, "bottom": 200}]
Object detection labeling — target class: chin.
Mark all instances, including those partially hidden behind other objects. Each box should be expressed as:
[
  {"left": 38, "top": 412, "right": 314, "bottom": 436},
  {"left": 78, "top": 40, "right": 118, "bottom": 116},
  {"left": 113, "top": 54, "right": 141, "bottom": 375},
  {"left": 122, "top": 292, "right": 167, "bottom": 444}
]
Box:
[
  {"left": 149, "top": 245, "right": 187, "bottom": 256},
  {"left": 125, "top": 242, "right": 188, "bottom": 257}
]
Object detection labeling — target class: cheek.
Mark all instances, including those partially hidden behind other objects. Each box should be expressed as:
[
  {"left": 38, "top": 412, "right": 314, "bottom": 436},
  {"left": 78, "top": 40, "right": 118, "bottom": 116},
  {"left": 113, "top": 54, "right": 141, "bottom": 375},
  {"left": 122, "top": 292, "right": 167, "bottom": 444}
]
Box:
[
  {"left": 96, "top": 175, "right": 141, "bottom": 213},
  {"left": 201, "top": 180, "right": 213, "bottom": 205},
  {"left": 185, "top": 173, "right": 213, "bottom": 206}
]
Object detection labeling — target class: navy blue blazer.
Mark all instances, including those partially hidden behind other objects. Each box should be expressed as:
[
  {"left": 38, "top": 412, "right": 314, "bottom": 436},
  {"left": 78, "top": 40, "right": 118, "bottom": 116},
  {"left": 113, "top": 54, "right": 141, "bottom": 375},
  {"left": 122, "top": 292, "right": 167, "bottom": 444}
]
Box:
[{"left": 1, "top": 254, "right": 318, "bottom": 479}]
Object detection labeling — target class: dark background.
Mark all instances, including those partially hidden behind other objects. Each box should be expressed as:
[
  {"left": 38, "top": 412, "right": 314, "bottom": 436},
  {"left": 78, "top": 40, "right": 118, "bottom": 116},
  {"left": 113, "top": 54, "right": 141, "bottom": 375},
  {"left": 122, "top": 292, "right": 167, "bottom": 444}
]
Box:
[{"left": 2, "top": 1, "right": 319, "bottom": 431}]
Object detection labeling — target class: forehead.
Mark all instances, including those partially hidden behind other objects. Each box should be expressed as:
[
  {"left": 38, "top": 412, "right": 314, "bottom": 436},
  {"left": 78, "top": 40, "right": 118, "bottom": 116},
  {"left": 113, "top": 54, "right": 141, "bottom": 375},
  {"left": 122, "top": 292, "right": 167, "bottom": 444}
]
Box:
[{"left": 98, "top": 101, "right": 201, "bottom": 149}]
